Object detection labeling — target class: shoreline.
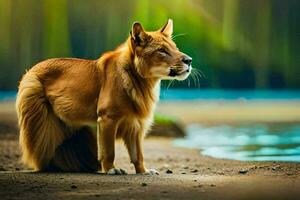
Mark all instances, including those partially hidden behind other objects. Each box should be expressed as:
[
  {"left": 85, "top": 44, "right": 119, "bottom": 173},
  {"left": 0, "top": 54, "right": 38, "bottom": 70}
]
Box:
[
  {"left": 1, "top": 100, "right": 300, "bottom": 199},
  {"left": 157, "top": 100, "right": 300, "bottom": 124},
  {"left": 0, "top": 137, "right": 300, "bottom": 200}
]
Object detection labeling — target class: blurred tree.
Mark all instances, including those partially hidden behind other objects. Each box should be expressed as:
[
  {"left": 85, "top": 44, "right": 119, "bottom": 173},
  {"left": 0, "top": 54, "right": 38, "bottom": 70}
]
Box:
[
  {"left": 0, "top": 0, "right": 299, "bottom": 90},
  {"left": 0, "top": 0, "right": 11, "bottom": 89},
  {"left": 253, "top": 0, "right": 271, "bottom": 88},
  {"left": 43, "top": 0, "right": 71, "bottom": 58},
  {"left": 223, "top": 0, "right": 239, "bottom": 51}
]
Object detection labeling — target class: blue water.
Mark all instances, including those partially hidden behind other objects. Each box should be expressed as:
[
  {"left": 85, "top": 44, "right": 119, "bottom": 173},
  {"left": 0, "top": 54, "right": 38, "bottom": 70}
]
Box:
[
  {"left": 2, "top": 89, "right": 300, "bottom": 101},
  {"left": 174, "top": 123, "right": 300, "bottom": 162},
  {"left": 0, "top": 91, "right": 16, "bottom": 101},
  {"left": 160, "top": 89, "right": 300, "bottom": 100}
]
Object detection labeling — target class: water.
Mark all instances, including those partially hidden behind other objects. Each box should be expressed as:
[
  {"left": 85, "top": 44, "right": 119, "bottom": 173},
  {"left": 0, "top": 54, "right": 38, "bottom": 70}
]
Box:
[
  {"left": 174, "top": 123, "right": 300, "bottom": 162},
  {"left": 0, "top": 91, "right": 16, "bottom": 102},
  {"left": 160, "top": 89, "right": 300, "bottom": 100},
  {"left": 2, "top": 89, "right": 300, "bottom": 102}
]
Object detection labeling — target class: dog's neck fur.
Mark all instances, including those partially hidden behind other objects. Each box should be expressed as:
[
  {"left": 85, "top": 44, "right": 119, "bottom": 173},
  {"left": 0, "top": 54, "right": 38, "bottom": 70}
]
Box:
[
  {"left": 97, "top": 38, "right": 160, "bottom": 118},
  {"left": 123, "top": 39, "right": 160, "bottom": 117}
]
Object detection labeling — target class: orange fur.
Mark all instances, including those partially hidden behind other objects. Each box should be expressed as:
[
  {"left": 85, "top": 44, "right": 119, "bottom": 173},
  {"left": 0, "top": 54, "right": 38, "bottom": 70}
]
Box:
[{"left": 16, "top": 19, "right": 192, "bottom": 173}]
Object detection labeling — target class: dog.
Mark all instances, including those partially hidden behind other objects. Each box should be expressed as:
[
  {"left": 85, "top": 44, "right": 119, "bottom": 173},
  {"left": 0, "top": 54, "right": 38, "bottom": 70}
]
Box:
[{"left": 16, "top": 19, "right": 192, "bottom": 174}]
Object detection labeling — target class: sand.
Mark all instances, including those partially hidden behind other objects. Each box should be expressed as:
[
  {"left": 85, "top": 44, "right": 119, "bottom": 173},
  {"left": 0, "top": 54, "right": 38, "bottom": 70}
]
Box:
[
  {"left": 1, "top": 101, "right": 300, "bottom": 199},
  {"left": 157, "top": 100, "right": 300, "bottom": 124}
]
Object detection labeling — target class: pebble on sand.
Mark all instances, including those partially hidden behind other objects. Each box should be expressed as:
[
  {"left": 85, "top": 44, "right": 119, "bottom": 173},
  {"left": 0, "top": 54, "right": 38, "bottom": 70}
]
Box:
[
  {"left": 71, "top": 185, "right": 78, "bottom": 189},
  {"left": 239, "top": 169, "right": 248, "bottom": 174},
  {"left": 141, "top": 183, "right": 147, "bottom": 186},
  {"left": 166, "top": 169, "right": 173, "bottom": 174}
]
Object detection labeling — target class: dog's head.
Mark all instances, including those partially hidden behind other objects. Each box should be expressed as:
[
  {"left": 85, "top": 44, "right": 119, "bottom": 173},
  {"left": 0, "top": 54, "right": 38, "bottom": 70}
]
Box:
[{"left": 129, "top": 19, "right": 192, "bottom": 80}]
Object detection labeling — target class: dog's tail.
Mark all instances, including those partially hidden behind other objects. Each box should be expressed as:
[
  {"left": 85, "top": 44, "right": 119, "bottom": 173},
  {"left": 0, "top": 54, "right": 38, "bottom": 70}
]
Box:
[
  {"left": 16, "top": 71, "right": 99, "bottom": 172},
  {"left": 48, "top": 127, "right": 99, "bottom": 172}
]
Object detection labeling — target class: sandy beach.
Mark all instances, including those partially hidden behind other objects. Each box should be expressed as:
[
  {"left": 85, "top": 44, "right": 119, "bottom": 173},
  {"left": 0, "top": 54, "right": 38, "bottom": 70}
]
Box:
[
  {"left": 1, "top": 101, "right": 300, "bottom": 199},
  {"left": 157, "top": 100, "right": 300, "bottom": 124}
]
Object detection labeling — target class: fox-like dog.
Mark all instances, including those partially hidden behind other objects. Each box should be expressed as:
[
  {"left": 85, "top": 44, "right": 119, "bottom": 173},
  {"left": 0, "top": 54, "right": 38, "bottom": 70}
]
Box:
[{"left": 16, "top": 19, "right": 192, "bottom": 174}]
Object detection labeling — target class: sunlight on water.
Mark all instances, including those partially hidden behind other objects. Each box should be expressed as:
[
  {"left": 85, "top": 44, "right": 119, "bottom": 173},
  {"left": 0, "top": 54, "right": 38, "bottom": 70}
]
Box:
[{"left": 174, "top": 124, "right": 300, "bottom": 162}]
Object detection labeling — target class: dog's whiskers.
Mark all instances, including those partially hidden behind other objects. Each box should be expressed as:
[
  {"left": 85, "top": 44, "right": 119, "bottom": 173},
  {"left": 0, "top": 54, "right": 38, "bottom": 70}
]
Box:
[
  {"left": 171, "top": 33, "right": 187, "bottom": 40},
  {"left": 190, "top": 68, "right": 205, "bottom": 88}
]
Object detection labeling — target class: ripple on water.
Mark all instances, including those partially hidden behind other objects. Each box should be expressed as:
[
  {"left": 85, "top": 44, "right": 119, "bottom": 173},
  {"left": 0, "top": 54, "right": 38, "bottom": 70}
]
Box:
[{"left": 173, "top": 123, "right": 300, "bottom": 162}]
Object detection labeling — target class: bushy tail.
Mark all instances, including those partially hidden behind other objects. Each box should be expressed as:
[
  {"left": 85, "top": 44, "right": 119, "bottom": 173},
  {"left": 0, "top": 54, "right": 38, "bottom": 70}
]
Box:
[
  {"left": 16, "top": 72, "right": 99, "bottom": 172},
  {"left": 48, "top": 127, "right": 99, "bottom": 172}
]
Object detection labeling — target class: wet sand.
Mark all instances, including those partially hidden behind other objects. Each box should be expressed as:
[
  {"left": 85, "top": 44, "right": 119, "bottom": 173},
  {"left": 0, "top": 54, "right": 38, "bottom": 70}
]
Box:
[{"left": 1, "top": 101, "right": 300, "bottom": 199}]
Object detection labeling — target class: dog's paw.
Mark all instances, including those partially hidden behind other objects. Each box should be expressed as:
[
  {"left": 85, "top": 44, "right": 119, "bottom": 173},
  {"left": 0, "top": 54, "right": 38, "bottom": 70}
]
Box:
[
  {"left": 107, "top": 168, "right": 127, "bottom": 175},
  {"left": 141, "top": 169, "right": 159, "bottom": 175}
]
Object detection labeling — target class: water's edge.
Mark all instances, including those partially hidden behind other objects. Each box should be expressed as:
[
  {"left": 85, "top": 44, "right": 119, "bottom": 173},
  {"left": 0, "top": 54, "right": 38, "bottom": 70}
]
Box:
[{"left": 174, "top": 123, "right": 300, "bottom": 162}]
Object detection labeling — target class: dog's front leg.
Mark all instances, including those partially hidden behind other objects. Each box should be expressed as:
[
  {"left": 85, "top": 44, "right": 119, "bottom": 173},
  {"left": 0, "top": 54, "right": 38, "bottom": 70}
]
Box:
[
  {"left": 97, "top": 116, "right": 127, "bottom": 175},
  {"left": 124, "top": 131, "right": 159, "bottom": 175}
]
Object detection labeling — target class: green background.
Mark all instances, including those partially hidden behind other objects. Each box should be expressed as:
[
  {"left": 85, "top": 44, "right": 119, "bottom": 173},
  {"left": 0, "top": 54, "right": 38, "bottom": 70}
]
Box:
[{"left": 0, "top": 0, "right": 299, "bottom": 90}]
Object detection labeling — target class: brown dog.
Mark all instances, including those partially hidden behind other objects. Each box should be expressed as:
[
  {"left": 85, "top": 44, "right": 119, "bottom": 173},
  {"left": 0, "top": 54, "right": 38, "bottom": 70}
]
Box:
[{"left": 16, "top": 19, "right": 192, "bottom": 174}]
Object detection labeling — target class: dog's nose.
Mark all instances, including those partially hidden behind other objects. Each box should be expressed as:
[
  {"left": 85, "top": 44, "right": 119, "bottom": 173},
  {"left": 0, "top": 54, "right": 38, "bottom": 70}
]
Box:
[{"left": 182, "top": 56, "right": 192, "bottom": 66}]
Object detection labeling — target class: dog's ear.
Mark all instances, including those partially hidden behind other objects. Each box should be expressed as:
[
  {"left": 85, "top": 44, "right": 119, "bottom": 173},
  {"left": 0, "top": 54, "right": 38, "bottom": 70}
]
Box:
[
  {"left": 130, "top": 22, "right": 149, "bottom": 47},
  {"left": 160, "top": 19, "right": 173, "bottom": 37}
]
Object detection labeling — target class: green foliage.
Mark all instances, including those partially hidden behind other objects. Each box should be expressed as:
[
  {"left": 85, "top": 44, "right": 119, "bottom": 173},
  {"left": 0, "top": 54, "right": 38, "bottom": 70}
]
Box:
[
  {"left": 0, "top": 0, "right": 299, "bottom": 89},
  {"left": 154, "top": 113, "right": 177, "bottom": 125},
  {"left": 43, "top": 0, "right": 71, "bottom": 58}
]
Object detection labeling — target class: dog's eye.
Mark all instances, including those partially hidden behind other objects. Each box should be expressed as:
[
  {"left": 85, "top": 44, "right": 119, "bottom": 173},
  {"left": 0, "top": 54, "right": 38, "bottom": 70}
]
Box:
[{"left": 157, "top": 48, "right": 170, "bottom": 56}]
